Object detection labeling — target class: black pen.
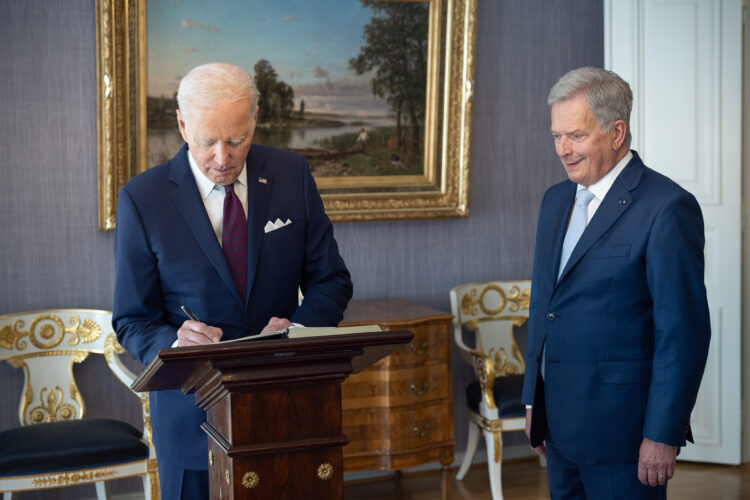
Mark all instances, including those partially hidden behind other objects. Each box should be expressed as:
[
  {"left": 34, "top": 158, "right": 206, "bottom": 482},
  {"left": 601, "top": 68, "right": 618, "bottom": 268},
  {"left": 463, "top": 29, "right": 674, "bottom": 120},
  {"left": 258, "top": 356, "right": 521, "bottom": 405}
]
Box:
[{"left": 180, "top": 305, "right": 200, "bottom": 322}]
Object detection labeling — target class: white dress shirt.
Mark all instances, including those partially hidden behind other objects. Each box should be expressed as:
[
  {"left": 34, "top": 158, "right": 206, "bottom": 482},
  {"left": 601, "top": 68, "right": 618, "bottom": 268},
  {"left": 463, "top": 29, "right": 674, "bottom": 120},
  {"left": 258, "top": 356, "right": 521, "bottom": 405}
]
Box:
[
  {"left": 571, "top": 150, "right": 632, "bottom": 225},
  {"left": 187, "top": 151, "right": 248, "bottom": 247}
]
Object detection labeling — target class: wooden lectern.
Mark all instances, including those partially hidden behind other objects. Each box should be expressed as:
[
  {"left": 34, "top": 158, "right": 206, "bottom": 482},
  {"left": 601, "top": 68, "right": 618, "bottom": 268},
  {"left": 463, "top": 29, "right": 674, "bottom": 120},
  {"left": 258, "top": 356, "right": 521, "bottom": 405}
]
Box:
[{"left": 131, "top": 330, "right": 412, "bottom": 499}]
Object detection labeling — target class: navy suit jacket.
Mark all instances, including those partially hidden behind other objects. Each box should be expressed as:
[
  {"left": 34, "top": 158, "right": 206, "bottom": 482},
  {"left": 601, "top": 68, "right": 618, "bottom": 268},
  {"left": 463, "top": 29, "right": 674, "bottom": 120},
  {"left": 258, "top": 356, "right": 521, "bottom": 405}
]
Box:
[
  {"left": 521, "top": 151, "right": 710, "bottom": 464},
  {"left": 113, "top": 143, "right": 353, "bottom": 469}
]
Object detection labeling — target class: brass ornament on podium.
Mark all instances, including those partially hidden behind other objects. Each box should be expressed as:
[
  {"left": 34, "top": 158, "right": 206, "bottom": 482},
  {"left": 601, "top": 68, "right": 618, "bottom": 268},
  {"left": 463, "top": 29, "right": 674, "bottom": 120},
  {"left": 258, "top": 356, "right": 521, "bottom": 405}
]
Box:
[{"left": 317, "top": 463, "right": 333, "bottom": 481}]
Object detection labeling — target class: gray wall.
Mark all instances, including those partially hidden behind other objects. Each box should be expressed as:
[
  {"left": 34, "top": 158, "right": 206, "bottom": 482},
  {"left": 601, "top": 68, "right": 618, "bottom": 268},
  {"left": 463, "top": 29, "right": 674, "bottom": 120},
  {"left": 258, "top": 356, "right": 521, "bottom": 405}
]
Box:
[{"left": 0, "top": 0, "right": 601, "bottom": 497}]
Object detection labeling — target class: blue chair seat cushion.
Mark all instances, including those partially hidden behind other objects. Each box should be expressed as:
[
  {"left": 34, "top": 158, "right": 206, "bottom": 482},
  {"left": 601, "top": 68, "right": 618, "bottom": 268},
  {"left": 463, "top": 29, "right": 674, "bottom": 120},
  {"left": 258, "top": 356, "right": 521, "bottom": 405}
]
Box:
[
  {"left": 0, "top": 418, "right": 148, "bottom": 476},
  {"left": 465, "top": 373, "right": 525, "bottom": 417}
]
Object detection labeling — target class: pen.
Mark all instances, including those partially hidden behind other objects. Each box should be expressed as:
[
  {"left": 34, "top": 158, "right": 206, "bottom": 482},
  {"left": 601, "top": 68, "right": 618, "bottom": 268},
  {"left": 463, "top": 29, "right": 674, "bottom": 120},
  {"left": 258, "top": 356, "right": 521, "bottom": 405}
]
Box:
[{"left": 180, "top": 305, "right": 200, "bottom": 322}]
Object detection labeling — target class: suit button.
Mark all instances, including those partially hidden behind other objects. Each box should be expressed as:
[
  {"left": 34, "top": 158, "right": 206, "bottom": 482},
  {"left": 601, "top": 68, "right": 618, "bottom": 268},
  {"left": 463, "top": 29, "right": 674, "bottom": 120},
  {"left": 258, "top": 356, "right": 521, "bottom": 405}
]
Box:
[{"left": 546, "top": 312, "right": 556, "bottom": 320}]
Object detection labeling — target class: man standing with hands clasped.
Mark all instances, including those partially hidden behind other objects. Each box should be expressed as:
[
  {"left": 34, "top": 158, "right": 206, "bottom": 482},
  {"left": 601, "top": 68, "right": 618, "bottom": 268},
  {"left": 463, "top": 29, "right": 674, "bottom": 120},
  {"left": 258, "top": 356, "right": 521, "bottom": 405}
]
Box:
[
  {"left": 521, "top": 67, "right": 711, "bottom": 499},
  {"left": 113, "top": 63, "right": 353, "bottom": 499}
]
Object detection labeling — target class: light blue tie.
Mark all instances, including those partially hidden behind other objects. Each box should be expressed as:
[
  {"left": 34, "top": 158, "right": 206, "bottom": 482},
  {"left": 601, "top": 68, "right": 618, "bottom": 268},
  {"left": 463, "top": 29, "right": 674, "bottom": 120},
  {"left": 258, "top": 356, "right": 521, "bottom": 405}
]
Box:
[
  {"left": 558, "top": 188, "right": 595, "bottom": 280},
  {"left": 542, "top": 188, "right": 595, "bottom": 380}
]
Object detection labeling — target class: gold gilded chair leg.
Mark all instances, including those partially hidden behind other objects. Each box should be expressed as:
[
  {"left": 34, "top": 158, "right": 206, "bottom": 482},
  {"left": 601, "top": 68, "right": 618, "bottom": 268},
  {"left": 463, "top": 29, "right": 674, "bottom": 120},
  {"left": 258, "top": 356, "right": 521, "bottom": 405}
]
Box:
[
  {"left": 143, "top": 469, "right": 160, "bottom": 500},
  {"left": 482, "top": 427, "right": 504, "bottom": 500}
]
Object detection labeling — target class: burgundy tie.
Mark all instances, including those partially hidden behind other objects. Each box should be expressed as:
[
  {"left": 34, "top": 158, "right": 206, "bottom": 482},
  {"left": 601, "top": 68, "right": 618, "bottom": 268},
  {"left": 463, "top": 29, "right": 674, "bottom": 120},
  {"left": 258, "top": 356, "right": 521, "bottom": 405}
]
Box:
[{"left": 222, "top": 183, "right": 247, "bottom": 300}]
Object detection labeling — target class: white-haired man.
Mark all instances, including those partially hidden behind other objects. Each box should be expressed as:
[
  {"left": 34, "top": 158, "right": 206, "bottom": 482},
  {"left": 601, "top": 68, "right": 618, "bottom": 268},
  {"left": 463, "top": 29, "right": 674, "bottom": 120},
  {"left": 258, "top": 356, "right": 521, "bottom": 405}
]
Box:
[
  {"left": 113, "top": 63, "right": 353, "bottom": 499},
  {"left": 522, "top": 67, "right": 710, "bottom": 499}
]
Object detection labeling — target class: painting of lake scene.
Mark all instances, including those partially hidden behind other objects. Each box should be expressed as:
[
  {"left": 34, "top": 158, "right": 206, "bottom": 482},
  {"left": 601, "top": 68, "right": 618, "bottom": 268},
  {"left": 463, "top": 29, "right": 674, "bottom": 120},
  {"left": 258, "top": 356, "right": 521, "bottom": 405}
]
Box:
[{"left": 147, "top": 0, "right": 429, "bottom": 179}]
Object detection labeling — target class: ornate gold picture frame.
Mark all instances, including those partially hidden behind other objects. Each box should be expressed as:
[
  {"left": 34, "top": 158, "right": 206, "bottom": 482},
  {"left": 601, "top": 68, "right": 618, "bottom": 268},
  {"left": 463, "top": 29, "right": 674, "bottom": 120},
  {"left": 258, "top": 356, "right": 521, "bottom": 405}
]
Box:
[{"left": 96, "top": 0, "right": 476, "bottom": 230}]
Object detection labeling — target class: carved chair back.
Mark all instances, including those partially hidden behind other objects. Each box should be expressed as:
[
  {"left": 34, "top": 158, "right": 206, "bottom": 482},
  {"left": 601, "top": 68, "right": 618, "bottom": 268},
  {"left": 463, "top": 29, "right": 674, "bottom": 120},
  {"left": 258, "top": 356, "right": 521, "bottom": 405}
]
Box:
[
  {"left": 0, "top": 309, "right": 147, "bottom": 429},
  {"left": 450, "top": 280, "right": 531, "bottom": 384}
]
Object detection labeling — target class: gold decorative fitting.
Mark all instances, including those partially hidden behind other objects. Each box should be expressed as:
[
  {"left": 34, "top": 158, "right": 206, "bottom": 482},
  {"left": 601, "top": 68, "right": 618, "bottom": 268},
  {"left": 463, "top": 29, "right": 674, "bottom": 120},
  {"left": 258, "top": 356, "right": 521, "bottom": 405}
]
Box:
[
  {"left": 104, "top": 332, "right": 125, "bottom": 364},
  {"left": 31, "top": 468, "right": 116, "bottom": 487},
  {"left": 225, "top": 469, "right": 231, "bottom": 485},
  {"left": 242, "top": 471, "right": 259, "bottom": 489},
  {"left": 413, "top": 423, "right": 431, "bottom": 437},
  {"left": 409, "top": 382, "right": 429, "bottom": 396},
  {"left": 461, "top": 285, "right": 530, "bottom": 317},
  {"left": 208, "top": 450, "right": 213, "bottom": 467},
  {"left": 472, "top": 351, "right": 497, "bottom": 410},
  {"left": 0, "top": 325, "right": 14, "bottom": 349},
  {"left": 477, "top": 417, "right": 504, "bottom": 463},
  {"left": 488, "top": 346, "right": 523, "bottom": 376},
  {"left": 28, "top": 386, "right": 78, "bottom": 424},
  {"left": 1, "top": 314, "right": 103, "bottom": 351},
  {"left": 408, "top": 341, "right": 428, "bottom": 355},
  {"left": 317, "top": 463, "right": 334, "bottom": 481}
]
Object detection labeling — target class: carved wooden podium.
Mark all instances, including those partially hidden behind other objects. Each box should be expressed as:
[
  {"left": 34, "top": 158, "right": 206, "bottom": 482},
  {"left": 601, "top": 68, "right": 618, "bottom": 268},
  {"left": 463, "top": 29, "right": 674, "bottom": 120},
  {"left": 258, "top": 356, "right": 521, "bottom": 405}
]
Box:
[{"left": 131, "top": 330, "right": 413, "bottom": 499}]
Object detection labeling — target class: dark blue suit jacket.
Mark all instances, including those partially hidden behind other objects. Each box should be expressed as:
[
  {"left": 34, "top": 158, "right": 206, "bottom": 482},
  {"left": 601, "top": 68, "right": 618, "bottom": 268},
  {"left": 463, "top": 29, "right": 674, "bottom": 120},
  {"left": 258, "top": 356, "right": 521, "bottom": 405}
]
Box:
[
  {"left": 521, "top": 151, "right": 710, "bottom": 464},
  {"left": 113, "top": 144, "right": 353, "bottom": 470}
]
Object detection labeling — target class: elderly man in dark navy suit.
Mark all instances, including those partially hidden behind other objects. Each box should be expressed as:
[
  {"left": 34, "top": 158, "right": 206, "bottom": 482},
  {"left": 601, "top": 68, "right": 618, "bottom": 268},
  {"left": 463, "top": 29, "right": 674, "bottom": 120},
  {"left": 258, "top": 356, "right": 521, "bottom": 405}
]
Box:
[
  {"left": 113, "top": 63, "right": 352, "bottom": 499},
  {"left": 522, "top": 67, "right": 710, "bottom": 499}
]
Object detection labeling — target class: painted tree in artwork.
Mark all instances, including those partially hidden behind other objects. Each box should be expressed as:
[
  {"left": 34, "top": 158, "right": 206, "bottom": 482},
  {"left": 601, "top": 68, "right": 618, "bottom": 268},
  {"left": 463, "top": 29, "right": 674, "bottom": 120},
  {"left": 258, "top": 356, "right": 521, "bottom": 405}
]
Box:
[
  {"left": 349, "top": 0, "right": 429, "bottom": 152},
  {"left": 254, "top": 59, "right": 295, "bottom": 122}
]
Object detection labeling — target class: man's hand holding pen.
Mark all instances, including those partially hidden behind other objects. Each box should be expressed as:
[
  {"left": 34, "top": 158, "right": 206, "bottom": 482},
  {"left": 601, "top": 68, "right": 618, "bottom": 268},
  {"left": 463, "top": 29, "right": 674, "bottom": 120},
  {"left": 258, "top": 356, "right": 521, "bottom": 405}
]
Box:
[{"left": 177, "top": 306, "right": 223, "bottom": 347}]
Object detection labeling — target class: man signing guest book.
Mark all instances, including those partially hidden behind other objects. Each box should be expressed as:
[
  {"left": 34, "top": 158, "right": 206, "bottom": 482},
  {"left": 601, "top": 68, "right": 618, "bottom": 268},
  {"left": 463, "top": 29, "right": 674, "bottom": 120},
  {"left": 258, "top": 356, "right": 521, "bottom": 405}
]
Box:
[{"left": 113, "top": 62, "right": 353, "bottom": 499}]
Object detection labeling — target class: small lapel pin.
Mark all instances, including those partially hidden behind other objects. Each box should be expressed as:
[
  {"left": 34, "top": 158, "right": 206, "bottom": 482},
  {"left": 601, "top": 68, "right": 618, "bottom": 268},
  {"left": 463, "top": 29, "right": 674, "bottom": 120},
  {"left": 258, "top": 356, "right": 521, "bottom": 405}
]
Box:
[
  {"left": 258, "top": 177, "right": 267, "bottom": 184},
  {"left": 618, "top": 199, "right": 627, "bottom": 205}
]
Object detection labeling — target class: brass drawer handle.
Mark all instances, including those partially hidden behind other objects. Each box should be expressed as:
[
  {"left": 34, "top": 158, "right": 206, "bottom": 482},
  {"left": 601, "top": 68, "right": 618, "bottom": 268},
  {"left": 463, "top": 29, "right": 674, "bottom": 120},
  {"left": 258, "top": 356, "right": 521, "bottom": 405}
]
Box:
[
  {"left": 208, "top": 450, "right": 214, "bottom": 466},
  {"left": 413, "top": 423, "right": 431, "bottom": 437},
  {"left": 409, "top": 382, "right": 429, "bottom": 396},
  {"left": 317, "top": 462, "right": 334, "bottom": 480},
  {"left": 408, "top": 341, "right": 429, "bottom": 355}
]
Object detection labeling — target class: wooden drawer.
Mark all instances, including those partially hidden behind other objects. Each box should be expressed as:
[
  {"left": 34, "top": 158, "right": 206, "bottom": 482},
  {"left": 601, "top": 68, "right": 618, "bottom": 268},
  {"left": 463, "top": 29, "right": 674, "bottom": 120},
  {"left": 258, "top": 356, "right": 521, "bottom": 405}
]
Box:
[
  {"left": 341, "top": 299, "right": 453, "bottom": 369},
  {"left": 342, "top": 401, "right": 453, "bottom": 455},
  {"left": 374, "top": 321, "right": 449, "bottom": 368},
  {"left": 211, "top": 442, "right": 343, "bottom": 500},
  {"left": 342, "top": 362, "right": 450, "bottom": 409},
  {"left": 339, "top": 298, "right": 455, "bottom": 475}
]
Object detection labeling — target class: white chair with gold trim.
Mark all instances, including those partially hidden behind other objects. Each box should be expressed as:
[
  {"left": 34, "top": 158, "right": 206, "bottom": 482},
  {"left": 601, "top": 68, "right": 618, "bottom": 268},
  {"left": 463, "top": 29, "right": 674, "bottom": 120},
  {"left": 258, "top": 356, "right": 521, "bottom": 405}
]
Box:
[
  {"left": 450, "top": 280, "right": 531, "bottom": 500},
  {"left": 0, "top": 309, "right": 158, "bottom": 500}
]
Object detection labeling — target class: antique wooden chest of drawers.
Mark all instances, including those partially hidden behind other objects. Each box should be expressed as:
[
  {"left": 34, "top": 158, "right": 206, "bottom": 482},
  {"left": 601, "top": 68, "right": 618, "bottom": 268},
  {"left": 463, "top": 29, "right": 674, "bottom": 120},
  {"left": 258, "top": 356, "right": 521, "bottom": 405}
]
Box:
[{"left": 340, "top": 298, "right": 455, "bottom": 496}]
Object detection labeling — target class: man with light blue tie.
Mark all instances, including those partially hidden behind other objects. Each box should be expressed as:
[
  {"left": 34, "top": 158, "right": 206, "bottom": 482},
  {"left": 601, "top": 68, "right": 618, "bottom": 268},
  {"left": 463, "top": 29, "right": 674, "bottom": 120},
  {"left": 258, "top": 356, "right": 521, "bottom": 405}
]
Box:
[
  {"left": 113, "top": 63, "right": 353, "bottom": 499},
  {"left": 521, "top": 67, "right": 710, "bottom": 499}
]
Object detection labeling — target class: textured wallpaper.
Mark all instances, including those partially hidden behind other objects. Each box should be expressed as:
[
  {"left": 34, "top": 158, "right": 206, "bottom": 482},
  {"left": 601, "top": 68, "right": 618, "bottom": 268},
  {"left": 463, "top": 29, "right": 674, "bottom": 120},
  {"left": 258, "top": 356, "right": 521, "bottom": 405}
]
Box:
[{"left": 0, "top": 0, "right": 602, "bottom": 497}]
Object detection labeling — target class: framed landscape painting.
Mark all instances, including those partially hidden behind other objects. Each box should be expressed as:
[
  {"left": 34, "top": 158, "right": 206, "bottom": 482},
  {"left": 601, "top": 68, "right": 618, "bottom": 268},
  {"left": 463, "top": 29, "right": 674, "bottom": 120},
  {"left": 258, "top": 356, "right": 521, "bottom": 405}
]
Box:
[{"left": 96, "top": 0, "right": 477, "bottom": 229}]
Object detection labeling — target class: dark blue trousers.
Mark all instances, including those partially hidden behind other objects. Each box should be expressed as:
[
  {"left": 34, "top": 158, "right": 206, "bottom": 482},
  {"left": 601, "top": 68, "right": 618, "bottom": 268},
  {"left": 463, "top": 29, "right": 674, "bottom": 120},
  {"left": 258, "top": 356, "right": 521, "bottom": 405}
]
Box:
[
  {"left": 158, "top": 463, "right": 209, "bottom": 500},
  {"left": 545, "top": 437, "right": 667, "bottom": 500}
]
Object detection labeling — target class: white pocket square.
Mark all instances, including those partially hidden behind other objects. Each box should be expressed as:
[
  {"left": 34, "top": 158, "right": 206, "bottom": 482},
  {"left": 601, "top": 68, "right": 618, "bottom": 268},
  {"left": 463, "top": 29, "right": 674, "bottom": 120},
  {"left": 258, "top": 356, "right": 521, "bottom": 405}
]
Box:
[{"left": 264, "top": 218, "right": 292, "bottom": 233}]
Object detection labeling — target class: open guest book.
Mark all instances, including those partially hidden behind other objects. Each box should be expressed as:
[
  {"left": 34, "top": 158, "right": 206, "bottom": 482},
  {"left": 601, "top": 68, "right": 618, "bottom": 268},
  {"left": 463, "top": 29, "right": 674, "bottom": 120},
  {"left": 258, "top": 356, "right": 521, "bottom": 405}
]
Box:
[{"left": 219, "top": 324, "right": 382, "bottom": 343}]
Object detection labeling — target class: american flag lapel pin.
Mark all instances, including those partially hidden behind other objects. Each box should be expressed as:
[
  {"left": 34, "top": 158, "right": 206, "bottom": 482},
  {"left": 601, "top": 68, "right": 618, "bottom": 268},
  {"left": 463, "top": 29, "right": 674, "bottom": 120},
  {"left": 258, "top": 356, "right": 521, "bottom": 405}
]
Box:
[{"left": 258, "top": 177, "right": 267, "bottom": 184}]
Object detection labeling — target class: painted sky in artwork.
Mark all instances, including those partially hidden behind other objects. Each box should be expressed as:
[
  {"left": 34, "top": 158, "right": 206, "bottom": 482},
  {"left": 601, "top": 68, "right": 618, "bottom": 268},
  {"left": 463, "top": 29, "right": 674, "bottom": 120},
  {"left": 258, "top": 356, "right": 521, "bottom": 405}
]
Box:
[{"left": 147, "top": 0, "right": 392, "bottom": 116}]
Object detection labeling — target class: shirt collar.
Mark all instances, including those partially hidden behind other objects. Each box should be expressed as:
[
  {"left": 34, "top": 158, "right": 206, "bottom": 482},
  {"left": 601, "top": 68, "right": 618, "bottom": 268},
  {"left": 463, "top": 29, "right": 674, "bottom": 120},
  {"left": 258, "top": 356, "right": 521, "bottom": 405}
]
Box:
[
  {"left": 580, "top": 150, "right": 633, "bottom": 201},
  {"left": 187, "top": 150, "right": 247, "bottom": 200}
]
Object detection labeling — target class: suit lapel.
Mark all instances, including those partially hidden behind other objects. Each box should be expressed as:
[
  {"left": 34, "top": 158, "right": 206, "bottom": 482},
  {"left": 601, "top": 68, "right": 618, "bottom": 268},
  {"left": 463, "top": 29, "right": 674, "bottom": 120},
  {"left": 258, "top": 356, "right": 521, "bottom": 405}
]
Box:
[
  {"left": 244, "top": 147, "right": 273, "bottom": 304},
  {"left": 548, "top": 183, "right": 577, "bottom": 285},
  {"left": 557, "top": 155, "right": 644, "bottom": 283},
  {"left": 169, "top": 146, "right": 243, "bottom": 305}
]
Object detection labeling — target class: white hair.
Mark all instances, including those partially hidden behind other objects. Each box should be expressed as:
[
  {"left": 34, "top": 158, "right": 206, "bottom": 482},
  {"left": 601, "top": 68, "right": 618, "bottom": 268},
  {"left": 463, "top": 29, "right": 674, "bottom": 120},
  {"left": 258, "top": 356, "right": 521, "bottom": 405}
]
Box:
[
  {"left": 177, "top": 63, "right": 260, "bottom": 124},
  {"left": 548, "top": 67, "right": 633, "bottom": 148}
]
